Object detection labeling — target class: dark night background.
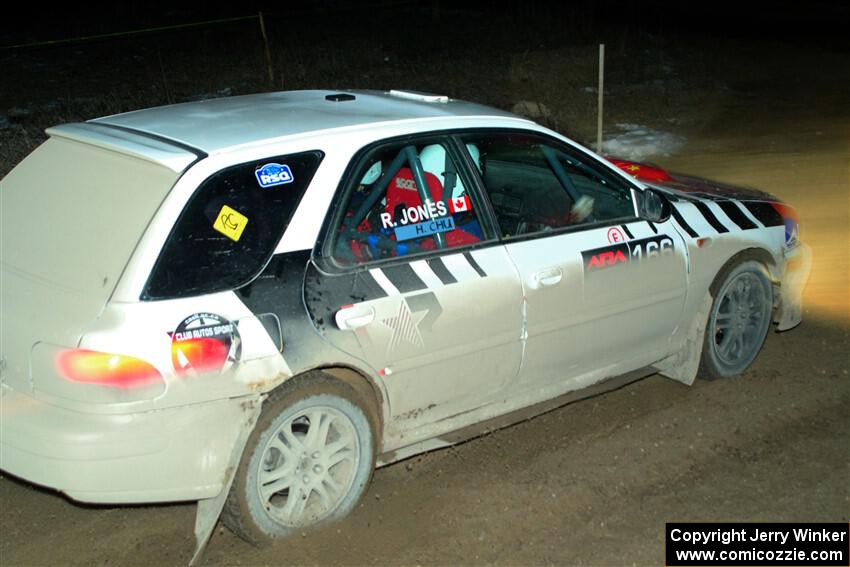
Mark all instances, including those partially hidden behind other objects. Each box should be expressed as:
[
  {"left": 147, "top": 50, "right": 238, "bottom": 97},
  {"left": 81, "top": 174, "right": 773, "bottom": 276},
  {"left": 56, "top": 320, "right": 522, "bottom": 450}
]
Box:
[
  {"left": 3, "top": 1, "right": 849, "bottom": 46},
  {"left": 2, "top": 0, "right": 847, "bottom": 164}
]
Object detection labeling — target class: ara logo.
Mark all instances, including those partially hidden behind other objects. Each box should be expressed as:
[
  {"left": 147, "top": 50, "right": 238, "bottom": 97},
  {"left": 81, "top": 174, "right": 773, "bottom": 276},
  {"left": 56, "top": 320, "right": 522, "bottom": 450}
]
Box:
[
  {"left": 587, "top": 248, "right": 628, "bottom": 270},
  {"left": 255, "top": 163, "right": 294, "bottom": 188},
  {"left": 582, "top": 235, "right": 674, "bottom": 273}
]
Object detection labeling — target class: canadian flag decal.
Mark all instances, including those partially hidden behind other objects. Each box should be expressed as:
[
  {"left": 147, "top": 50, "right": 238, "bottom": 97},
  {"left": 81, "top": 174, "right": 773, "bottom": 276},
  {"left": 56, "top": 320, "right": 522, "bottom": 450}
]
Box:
[{"left": 449, "top": 196, "right": 471, "bottom": 213}]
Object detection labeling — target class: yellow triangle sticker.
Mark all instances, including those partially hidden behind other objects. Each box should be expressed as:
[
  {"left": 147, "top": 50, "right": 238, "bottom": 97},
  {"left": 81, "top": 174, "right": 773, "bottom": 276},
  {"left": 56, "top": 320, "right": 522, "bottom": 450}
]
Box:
[{"left": 213, "top": 205, "right": 248, "bottom": 242}]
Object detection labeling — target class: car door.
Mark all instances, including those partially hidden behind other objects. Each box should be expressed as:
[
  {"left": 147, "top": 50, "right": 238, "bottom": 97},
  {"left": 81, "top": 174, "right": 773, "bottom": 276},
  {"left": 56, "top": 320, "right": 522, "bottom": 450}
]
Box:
[
  {"left": 307, "top": 136, "right": 524, "bottom": 428},
  {"left": 457, "top": 131, "right": 689, "bottom": 388}
]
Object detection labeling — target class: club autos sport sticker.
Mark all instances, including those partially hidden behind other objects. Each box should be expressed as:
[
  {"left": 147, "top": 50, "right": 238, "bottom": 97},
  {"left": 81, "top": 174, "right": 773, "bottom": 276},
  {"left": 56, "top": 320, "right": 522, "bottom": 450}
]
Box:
[
  {"left": 255, "top": 163, "right": 294, "bottom": 188},
  {"left": 380, "top": 197, "right": 472, "bottom": 242},
  {"left": 583, "top": 235, "right": 674, "bottom": 272},
  {"left": 169, "top": 313, "right": 241, "bottom": 376}
]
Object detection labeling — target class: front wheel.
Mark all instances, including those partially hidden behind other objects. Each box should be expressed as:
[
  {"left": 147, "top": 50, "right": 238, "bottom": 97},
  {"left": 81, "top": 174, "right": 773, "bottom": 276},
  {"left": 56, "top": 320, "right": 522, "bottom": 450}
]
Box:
[
  {"left": 698, "top": 260, "right": 774, "bottom": 380},
  {"left": 223, "top": 376, "right": 376, "bottom": 544}
]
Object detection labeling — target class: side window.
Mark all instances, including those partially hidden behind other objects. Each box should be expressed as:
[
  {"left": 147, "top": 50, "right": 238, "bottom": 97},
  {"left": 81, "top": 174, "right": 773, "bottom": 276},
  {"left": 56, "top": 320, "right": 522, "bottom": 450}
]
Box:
[
  {"left": 144, "top": 151, "right": 323, "bottom": 299},
  {"left": 459, "top": 133, "right": 635, "bottom": 238},
  {"left": 331, "top": 139, "right": 485, "bottom": 265}
]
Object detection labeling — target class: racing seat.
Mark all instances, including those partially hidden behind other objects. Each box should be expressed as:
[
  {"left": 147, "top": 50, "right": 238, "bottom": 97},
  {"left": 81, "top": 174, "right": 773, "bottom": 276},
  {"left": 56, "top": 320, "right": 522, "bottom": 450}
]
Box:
[
  {"left": 384, "top": 144, "right": 481, "bottom": 250},
  {"left": 344, "top": 144, "right": 482, "bottom": 262}
]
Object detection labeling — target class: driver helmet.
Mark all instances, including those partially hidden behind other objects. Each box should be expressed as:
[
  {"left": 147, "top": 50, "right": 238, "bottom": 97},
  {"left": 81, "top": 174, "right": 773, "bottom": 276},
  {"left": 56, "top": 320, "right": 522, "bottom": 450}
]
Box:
[
  {"left": 418, "top": 144, "right": 479, "bottom": 199},
  {"left": 359, "top": 160, "right": 382, "bottom": 186}
]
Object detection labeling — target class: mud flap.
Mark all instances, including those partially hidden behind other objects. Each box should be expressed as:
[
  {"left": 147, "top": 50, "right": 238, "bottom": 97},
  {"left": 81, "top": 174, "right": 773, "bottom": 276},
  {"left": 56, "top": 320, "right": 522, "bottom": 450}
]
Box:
[
  {"left": 655, "top": 292, "right": 712, "bottom": 386},
  {"left": 775, "top": 243, "right": 812, "bottom": 331},
  {"left": 189, "top": 395, "right": 263, "bottom": 567}
]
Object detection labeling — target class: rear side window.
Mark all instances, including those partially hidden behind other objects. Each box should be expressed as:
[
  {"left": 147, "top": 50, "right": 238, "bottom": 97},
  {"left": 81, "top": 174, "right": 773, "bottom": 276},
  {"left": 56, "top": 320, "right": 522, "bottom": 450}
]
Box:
[{"left": 144, "top": 151, "right": 323, "bottom": 299}]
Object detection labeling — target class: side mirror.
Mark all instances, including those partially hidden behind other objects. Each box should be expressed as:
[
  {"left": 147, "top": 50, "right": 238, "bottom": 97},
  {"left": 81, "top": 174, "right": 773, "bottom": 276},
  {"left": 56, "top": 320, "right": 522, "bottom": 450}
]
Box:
[{"left": 637, "top": 188, "right": 672, "bottom": 223}]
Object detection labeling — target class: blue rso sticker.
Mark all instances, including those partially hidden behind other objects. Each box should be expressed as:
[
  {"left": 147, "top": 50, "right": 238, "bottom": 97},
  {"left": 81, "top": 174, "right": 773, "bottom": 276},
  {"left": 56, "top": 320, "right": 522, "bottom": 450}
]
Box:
[{"left": 255, "top": 163, "right": 294, "bottom": 188}]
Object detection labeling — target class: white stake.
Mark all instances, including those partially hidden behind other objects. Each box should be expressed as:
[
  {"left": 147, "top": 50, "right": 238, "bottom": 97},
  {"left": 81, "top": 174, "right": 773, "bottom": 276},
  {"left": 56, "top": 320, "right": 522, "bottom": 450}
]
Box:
[
  {"left": 597, "top": 43, "right": 605, "bottom": 155},
  {"left": 259, "top": 12, "right": 275, "bottom": 87}
]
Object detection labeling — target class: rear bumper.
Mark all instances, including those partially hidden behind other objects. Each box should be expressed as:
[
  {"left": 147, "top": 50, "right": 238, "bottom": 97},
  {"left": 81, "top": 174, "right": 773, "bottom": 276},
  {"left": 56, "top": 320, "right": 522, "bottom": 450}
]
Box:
[
  {"left": 775, "top": 242, "right": 812, "bottom": 331},
  {"left": 0, "top": 385, "right": 256, "bottom": 504}
]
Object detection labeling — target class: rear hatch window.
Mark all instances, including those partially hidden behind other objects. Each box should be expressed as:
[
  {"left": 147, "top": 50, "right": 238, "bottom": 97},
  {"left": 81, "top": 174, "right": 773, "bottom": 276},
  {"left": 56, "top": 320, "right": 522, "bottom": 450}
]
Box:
[
  {"left": 2, "top": 137, "right": 179, "bottom": 298},
  {"left": 143, "top": 151, "right": 324, "bottom": 300},
  {"left": 1, "top": 137, "right": 180, "bottom": 390}
]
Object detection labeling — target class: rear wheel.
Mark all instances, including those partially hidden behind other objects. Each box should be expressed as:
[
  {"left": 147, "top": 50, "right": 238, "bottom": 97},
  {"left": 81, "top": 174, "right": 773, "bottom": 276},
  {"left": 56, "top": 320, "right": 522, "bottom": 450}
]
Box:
[
  {"left": 699, "top": 260, "right": 774, "bottom": 380},
  {"left": 223, "top": 376, "right": 376, "bottom": 544}
]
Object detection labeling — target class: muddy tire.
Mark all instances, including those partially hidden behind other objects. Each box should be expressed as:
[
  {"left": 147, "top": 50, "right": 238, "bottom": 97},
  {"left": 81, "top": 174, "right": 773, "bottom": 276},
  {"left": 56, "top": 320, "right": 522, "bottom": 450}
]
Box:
[
  {"left": 222, "top": 375, "right": 376, "bottom": 544},
  {"left": 698, "top": 260, "right": 774, "bottom": 380}
]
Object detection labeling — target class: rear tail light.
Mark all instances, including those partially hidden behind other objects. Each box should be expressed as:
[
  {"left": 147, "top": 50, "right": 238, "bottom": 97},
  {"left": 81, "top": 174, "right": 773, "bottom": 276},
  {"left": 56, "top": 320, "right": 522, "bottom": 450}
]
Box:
[{"left": 55, "top": 349, "right": 163, "bottom": 389}]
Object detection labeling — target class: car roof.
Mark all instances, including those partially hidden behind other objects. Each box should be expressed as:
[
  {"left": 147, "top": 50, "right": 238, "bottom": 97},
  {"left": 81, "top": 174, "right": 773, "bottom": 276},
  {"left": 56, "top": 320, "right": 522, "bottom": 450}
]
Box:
[{"left": 85, "top": 90, "right": 521, "bottom": 155}]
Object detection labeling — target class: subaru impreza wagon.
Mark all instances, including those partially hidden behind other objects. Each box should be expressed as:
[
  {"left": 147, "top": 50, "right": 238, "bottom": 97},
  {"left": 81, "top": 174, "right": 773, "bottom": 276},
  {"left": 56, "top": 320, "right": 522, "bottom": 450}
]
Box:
[{"left": 0, "top": 89, "right": 810, "bottom": 557}]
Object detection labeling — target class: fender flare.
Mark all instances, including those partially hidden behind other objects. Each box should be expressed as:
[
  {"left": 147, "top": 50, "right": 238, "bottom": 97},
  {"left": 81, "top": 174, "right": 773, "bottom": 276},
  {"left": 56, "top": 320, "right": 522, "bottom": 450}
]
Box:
[
  {"left": 656, "top": 247, "right": 777, "bottom": 386},
  {"left": 188, "top": 364, "right": 384, "bottom": 565}
]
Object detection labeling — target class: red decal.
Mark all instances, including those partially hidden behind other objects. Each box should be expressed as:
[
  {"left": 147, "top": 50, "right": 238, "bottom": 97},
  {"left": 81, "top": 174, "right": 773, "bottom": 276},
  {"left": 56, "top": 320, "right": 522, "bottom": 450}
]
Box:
[
  {"left": 171, "top": 313, "right": 241, "bottom": 376},
  {"left": 607, "top": 157, "right": 672, "bottom": 182},
  {"left": 587, "top": 250, "right": 628, "bottom": 270},
  {"left": 449, "top": 195, "right": 472, "bottom": 213},
  {"left": 607, "top": 227, "right": 626, "bottom": 243},
  {"left": 770, "top": 201, "right": 799, "bottom": 222},
  {"left": 172, "top": 337, "right": 231, "bottom": 374}
]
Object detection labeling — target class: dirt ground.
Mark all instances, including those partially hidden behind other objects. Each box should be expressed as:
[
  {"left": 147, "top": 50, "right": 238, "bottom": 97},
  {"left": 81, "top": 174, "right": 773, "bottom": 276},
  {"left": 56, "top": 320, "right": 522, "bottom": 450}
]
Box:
[{"left": 1, "top": 26, "right": 848, "bottom": 567}]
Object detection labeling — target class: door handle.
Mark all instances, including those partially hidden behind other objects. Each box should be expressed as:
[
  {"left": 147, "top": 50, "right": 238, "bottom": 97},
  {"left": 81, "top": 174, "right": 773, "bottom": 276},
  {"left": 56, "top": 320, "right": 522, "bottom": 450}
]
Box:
[
  {"left": 533, "top": 268, "right": 563, "bottom": 288},
  {"left": 335, "top": 306, "right": 375, "bottom": 330}
]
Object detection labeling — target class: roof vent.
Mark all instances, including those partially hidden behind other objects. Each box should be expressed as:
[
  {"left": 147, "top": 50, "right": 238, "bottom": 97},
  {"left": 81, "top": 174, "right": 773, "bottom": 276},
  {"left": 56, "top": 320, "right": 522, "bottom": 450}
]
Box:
[
  {"left": 388, "top": 90, "right": 449, "bottom": 103},
  {"left": 325, "top": 93, "right": 356, "bottom": 102}
]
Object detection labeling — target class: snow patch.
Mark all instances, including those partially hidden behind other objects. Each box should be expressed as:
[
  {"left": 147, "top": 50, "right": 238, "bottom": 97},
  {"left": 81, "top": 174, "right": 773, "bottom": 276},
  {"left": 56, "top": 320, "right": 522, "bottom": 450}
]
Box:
[
  {"left": 512, "top": 100, "right": 553, "bottom": 120},
  {"left": 184, "top": 87, "right": 234, "bottom": 102},
  {"left": 601, "top": 123, "right": 684, "bottom": 161}
]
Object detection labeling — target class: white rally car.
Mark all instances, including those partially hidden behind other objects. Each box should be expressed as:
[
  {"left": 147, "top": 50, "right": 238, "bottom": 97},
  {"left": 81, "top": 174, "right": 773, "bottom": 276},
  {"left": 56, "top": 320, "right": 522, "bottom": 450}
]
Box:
[{"left": 0, "top": 90, "right": 810, "bottom": 558}]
